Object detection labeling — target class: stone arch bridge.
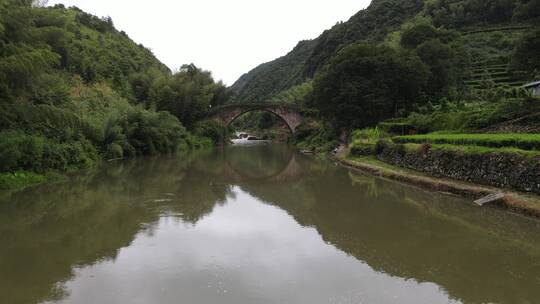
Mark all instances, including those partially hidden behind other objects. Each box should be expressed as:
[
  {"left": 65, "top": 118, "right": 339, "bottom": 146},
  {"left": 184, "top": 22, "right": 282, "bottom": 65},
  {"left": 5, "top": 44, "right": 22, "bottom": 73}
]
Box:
[{"left": 207, "top": 103, "right": 302, "bottom": 134}]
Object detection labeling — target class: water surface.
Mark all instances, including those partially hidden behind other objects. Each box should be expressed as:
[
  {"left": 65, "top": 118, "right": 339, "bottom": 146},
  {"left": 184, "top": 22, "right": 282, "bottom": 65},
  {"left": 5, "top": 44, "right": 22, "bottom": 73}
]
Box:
[{"left": 1, "top": 144, "right": 539, "bottom": 304}]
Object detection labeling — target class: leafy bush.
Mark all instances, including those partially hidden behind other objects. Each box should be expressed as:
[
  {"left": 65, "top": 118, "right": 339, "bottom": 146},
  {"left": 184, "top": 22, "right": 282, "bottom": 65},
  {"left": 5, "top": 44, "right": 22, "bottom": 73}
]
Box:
[
  {"left": 0, "top": 171, "right": 46, "bottom": 190},
  {"left": 377, "top": 121, "right": 415, "bottom": 135},
  {"left": 193, "top": 120, "right": 228, "bottom": 144},
  {"left": 351, "top": 127, "right": 385, "bottom": 144},
  {"left": 125, "top": 110, "right": 189, "bottom": 155},
  {"left": 0, "top": 130, "right": 98, "bottom": 173},
  {"left": 106, "top": 143, "right": 124, "bottom": 160},
  {"left": 295, "top": 121, "right": 339, "bottom": 153}
]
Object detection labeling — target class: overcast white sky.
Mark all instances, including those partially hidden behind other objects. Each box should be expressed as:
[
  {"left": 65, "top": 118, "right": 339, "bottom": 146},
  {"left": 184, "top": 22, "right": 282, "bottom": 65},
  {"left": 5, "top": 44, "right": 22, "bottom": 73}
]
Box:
[{"left": 49, "top": 0, "right": 371, "bottom": 85}]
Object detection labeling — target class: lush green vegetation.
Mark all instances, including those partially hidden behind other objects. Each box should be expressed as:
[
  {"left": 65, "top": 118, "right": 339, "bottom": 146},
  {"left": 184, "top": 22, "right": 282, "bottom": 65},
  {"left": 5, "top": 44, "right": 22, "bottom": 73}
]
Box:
[
  {"left": 349, "top": 128, "right": 386, "bottom": 156},
  {"left": 230, "top": 0, "right": 539, "bottom": 158},
  {"left": 511, "top": 29, "right": 540, "bottom": 76},
  {"left": 232, "top": 0, "right": 539, "bottom": 103},
  {"left": 427, "top": 0, "right": 540, "bottom": 28},
  {"left": 2, "top": 0, "right": 539, "bottom": 190},
  {"left": 294, "top": 121, "right": 340, "bottom": 153},
  {"left": 310, "top": 43, "right": 429, "bottom": 130},
  {"left": 394, "top": 133, "right": 540, "bottom": 150},
  {"left": 400, "top": 142, "right": 540, "bottom": 157},
  {"left": 405, "top": 98, "right": 539, "bottom": 132},
  {"left": 231, "top": 0, "right": 426, "bottom": 102},
  {"left": 0, "top": 171, "right": 46, "bottom": 190},
  {"left": 0, "top": 1, "right": 230, "bottom": 189}
]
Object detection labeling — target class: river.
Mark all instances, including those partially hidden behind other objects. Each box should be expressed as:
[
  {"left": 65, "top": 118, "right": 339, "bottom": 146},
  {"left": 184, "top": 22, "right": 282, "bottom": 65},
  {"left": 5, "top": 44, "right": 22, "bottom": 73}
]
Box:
[{"left": 1, "top": 144, "right": 539, "bottom": 304}]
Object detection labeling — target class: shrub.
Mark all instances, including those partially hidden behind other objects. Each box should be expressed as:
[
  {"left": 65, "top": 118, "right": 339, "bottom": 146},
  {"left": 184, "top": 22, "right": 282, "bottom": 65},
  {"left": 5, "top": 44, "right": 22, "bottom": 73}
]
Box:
[
  {"left": 106, "top": 143, "right": 124, "bottom": 160},
  {"left": 0, "top": 171, "right": 46, "bottom": 190},
  {"left": 0, "top": 130, "right": 98, "bottom": 173},
  {"left": 295, "top": 121, "right": 339, "bottom": 153},
  {"left": 351, "top": 127, "right": 385, "bottom": 144},
  {"left": 193, "top": 120, "right": 227, "bottom": 144},
  {"left": 377, "top": 121, "right": 415, "bottom": 135},
  {"left": 125, "top": 110, "right": 188, "bottom": 155}
]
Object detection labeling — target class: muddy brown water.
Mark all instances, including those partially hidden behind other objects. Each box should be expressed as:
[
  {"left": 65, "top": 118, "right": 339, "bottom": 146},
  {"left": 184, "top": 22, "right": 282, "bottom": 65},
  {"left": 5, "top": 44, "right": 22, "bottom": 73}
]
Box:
[{"left": 1, "top": 144, "right": 539, "bottom": 304}]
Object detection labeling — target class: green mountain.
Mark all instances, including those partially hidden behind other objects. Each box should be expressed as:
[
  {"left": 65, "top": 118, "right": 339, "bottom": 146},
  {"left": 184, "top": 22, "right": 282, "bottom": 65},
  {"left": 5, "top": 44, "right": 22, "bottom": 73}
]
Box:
[{"left": 231, "top": 0, "right": 539, "bottom": 103}]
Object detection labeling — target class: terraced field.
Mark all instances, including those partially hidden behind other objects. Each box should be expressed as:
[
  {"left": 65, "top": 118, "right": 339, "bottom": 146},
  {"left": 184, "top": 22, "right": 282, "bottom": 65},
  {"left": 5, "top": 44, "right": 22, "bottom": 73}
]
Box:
[
  {"left": 394, "top": 133, "right": 540, "bottom": 151},
  {"left": 464, "top": 62, "right": 528, "bottom": 90}
]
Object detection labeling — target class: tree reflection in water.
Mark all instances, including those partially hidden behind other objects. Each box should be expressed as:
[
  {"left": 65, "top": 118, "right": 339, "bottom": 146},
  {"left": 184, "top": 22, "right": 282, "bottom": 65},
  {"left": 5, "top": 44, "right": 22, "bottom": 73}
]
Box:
[{"left": 0, "top": 144, "right": 539, "bottom": 304}]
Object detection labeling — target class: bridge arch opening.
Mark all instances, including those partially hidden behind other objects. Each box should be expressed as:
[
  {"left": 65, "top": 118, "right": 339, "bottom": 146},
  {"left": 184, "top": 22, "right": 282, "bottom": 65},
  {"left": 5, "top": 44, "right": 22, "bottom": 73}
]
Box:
[
  {"left": 207, "top": 103, "right": 303, "bottom": 136},
  {"left": 229, "top": 110, "right": 294, "bottom": 139}
]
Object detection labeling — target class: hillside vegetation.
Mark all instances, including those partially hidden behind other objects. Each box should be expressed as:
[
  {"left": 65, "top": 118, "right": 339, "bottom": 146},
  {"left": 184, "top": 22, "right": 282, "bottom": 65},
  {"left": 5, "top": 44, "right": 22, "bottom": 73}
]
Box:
[
  {"left": 232, "top": 0, "right": 539, "bottom": 104},
  {"left": 0, "top": 0, "right": 231, "bottom": 188},
  {"left": 231, "top": 0, "right": 540, "bottom": 154},
  {"left": 231, "top": 0, "right": 425, "bottom": 102}
]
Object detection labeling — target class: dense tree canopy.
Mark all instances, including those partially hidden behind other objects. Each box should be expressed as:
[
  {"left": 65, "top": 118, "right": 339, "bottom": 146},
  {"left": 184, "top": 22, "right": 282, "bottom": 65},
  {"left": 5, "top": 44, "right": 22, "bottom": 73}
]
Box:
[
  {"left": 152, "top": 64, "right": 231, "bottom": 128},
  {"left": 230, "top": 0, "right": 425, "bottom": 103},
  {"left": 401, "top": 24, "right": 464, "bottom": 98},
  {"left": 311, "top": 43, "right": 429, "bottom": 130},
  {"left": 427, "top": 0, "right": 516, "bottom": 28},
  {"left": 232, "top": 0, "right": 539, "bottom": 105},
  {"left": 0, "top": 0, "right": 229, "bottom": 175},
  {"left": 511, "top": 29, "right": 540, "bottom": 76}
]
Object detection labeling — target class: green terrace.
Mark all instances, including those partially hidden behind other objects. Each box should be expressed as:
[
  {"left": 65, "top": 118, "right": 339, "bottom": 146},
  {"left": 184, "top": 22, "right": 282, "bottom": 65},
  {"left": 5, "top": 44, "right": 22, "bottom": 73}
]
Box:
[
  {"left": 464, "top": 63, "right": 529, "bottom": 89},
  {"left": 393, "top": 133, "right": 540, "bottom": 151},
  {"left": 400, "top": 142, "right": 540, "bottom": 157}
]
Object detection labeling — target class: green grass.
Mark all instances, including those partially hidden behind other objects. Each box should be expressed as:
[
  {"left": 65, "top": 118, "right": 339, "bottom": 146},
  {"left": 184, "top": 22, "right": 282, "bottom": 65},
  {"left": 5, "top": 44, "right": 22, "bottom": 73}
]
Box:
[
  {"left": 417, "top": 143, "right": 540, "bottom": 157},
  {"left": 394, "top": 133, "right": 540, "bottom": 151},
  {"left": 351, "top": 127, "right": 385, "bottom": 144},
  {"left": 346, "top": 155, "right": 406, "bottom": 171},
  {"left": 428, "top": 144, "right": 540, "bottom": 156},
  {"left": 0, "top": 171, "right": 47, "bottom": 190},
  {"left": 471, "top": 72, "right": 508, "bottom": 78}
]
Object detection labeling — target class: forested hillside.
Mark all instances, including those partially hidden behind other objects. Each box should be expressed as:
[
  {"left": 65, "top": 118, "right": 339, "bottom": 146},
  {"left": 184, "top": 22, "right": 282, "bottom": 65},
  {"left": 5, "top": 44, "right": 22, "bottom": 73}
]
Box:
[
  {"left": 0, "top": 0, "right": 230, "bottom": 188},
  {"left": 231, "top": 0, "right": 539, "bottom": 103},
  {"left": 231, "top": 0, "right": 425, "bottom": 102}
]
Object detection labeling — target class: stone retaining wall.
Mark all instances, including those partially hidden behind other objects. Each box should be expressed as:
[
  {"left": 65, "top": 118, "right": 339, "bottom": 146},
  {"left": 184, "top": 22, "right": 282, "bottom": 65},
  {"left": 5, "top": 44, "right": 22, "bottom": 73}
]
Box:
[{"left": 376, "top": 141, "right": 540, "bottom": 194}]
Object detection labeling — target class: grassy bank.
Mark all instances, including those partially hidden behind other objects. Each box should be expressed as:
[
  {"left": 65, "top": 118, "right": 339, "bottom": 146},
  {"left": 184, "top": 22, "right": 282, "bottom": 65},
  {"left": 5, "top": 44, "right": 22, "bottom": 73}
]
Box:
[
  {"left": 316, "top": 100, "right": 540, "bottom": 217},
  {"left": 400, "top": 142, "right": 540, "bottom": 157},
  {"left": 0, "top": 171, "right": 47, "bottom": 191},
  {"left": 394, "top": 133, "right": 540, "bottom": 150},
  {"left": 338, "top": 155, "right": 540, "bottom": 218}
]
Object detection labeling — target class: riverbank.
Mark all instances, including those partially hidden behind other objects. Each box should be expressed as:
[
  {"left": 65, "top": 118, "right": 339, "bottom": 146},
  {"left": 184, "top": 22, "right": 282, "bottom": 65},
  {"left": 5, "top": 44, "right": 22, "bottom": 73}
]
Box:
[
  {"left": 334, "top": 154, "right": 540, "bottom": 219},
  {"left": 0, "top": 171, "right": 48, "bottom": 191},
  {"left": 0, "top": 139, "right": 213, "bottom": 192}
]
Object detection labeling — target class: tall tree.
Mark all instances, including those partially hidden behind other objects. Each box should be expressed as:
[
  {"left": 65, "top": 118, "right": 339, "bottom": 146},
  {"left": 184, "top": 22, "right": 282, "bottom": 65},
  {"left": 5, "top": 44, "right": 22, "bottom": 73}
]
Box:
[{"left": 311, "top": 43, "right": 429, "bottom": 130}]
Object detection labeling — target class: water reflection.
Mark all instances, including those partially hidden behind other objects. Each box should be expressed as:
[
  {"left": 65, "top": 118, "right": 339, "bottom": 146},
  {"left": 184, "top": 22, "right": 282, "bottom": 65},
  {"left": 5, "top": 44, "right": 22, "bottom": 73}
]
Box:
[{"left": 0, "top": 145, "right": 539, "bottom": 304}]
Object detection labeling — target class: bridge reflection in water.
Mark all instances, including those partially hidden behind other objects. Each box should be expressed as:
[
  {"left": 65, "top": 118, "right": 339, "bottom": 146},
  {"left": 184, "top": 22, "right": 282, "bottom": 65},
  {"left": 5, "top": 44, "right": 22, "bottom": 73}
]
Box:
[
  {"left": 0, "top": 144, "right": 539, "bottom": 304},
  {"left": 219, "top": 144, "right": 303, "bottom": 183}
]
